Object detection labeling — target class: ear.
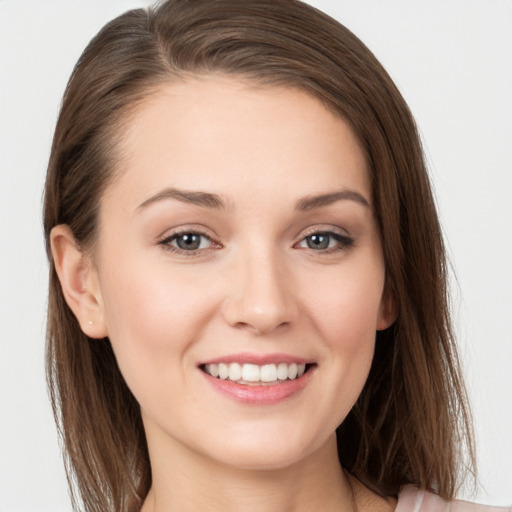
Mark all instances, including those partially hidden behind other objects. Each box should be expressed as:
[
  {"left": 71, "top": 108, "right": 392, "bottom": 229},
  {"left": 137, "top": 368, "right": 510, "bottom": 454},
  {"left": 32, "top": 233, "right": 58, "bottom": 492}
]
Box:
[
  {"left": 50, "top": 225, "right": 108, "bottom": 339},
  {"left": 376, "top": 284, "right": 397, "bottom": 331}
]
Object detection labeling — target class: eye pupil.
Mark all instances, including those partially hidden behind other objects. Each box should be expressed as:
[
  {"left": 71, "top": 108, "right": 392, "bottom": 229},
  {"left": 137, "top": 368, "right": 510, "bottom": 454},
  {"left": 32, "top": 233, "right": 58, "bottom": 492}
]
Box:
[
  {"left": 307, "top": 234, "right": 329, "bottom": 250},
  {"left": 176, "top": 233, "right": 201, "bottom": 250}
]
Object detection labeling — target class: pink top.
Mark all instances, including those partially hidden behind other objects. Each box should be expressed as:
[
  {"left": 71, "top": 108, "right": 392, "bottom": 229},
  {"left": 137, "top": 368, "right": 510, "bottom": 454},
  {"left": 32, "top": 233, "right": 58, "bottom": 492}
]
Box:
[{"left": 396, "top": 485, "right": 512, "bottom": 512}]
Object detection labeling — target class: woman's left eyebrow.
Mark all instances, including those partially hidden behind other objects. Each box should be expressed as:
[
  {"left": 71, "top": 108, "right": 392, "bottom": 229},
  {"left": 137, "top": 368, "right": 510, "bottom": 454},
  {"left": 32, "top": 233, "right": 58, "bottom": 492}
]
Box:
[{"left": 295, "top": 190, "right": 370, "bottom": 211}]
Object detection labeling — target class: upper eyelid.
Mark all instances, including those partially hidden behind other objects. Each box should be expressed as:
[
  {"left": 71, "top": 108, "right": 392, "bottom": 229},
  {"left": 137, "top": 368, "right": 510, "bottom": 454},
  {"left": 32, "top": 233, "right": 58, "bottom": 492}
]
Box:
[
  {"left": 157, "top": 225, "right": 217, "bottom": 242},
  {"left": 295, "top": 224, "right": 351, "bottom": 239},
  {"left": 295, "top": 225, "right": 355, "bottom": 244}
]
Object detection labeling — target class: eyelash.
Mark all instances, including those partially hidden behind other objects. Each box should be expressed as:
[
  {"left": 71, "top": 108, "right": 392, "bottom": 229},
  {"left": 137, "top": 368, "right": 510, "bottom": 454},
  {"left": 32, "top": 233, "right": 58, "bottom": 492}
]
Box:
[
  {"left": 294, "top": 231, "right": 354, "bottom": 253},
  {"left": 158, "top": 229, "right": 354, "bottom": 256},
  {"left": 158, "top": 229, "right": 220, "bottom": 256}
]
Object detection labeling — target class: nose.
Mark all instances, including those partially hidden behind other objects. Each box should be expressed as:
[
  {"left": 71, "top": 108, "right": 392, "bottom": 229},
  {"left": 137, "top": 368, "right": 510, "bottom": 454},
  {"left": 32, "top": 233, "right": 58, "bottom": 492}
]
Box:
[{"left": 222, "top": 248, "right": 298, "bottom": 335}]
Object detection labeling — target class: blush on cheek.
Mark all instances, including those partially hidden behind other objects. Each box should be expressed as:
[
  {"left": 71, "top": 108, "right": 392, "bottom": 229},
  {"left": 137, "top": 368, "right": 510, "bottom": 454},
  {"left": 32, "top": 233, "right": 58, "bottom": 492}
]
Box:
[
  {"left": 104, "top": 271, "right": 216, "bottom": 392},
  {"left": 316, "top": 295, "right": 382, "bottom": 347}
]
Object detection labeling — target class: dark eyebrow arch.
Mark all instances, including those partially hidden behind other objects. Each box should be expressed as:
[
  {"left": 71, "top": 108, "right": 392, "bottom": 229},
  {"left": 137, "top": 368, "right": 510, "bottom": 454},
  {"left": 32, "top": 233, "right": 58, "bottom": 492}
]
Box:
[
  {"left": 295, "top": 190, "right": 370, "bottom": 211},
  {"left": 137, "top": 187, "right": 226, "bottom": 211}
]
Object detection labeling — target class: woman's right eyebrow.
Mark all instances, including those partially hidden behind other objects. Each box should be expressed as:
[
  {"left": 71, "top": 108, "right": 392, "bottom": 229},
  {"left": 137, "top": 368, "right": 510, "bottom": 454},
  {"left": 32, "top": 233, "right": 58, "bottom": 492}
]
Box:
[{"left": 136, "top": 187, "right": 227, "bottom": 211}]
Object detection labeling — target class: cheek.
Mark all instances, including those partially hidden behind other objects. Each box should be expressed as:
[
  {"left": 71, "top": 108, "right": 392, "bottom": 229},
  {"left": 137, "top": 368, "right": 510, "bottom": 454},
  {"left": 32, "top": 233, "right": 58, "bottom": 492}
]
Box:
[
  {"left": 305, "top": 260, "right": 384, "bottom": 412},
  {"left": 310, "top": 262, "right": 385, "bottom": 347},
  {"left": 97, "top": 258, "right": 217, "bottom": 394},
  {"left": 101, "top": 255, "right": 210, "bottom": 337}
]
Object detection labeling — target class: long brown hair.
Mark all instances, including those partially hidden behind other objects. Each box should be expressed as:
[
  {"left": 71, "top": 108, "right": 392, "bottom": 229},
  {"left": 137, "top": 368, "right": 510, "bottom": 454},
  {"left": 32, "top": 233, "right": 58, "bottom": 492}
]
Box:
[{"left": 43, "top": 1, "right": 475, "bottom": 510}]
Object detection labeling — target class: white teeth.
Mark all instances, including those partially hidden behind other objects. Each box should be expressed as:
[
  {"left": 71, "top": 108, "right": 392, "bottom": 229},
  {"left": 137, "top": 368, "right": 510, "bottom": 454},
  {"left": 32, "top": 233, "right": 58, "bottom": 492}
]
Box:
[
  {"left": 209, "top": 363, "right": 219, "bottom": 378},
  {"left": 218, "top": 363, "right": 229, "bottom": 380},
  {"left": 228, "top": 362, "right": 242, "bottom": 381},
  {"left": 241, "top": 363, "right": 260, "bottom": 382},
  {"left": 261, "top": 364, "right": 277, "bottom": 382},
  {"left": 204, "top": 362, "right": 310, "bottom": 383},
  {"left": 277, "top": 363, "right": 288, "bottom": 380}
]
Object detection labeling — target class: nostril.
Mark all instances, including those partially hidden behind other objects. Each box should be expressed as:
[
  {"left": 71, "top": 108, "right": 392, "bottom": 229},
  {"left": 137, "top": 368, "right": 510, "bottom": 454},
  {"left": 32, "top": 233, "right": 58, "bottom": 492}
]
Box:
[{"left": 221, "top": 271, "right": 299, "bottom": 335}]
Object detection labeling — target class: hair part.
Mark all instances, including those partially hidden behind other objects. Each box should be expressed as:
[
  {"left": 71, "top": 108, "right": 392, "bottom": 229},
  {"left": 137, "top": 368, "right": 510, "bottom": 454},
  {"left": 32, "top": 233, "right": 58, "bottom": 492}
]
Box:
[{"left": 43, "top": 1, "right": 475, "bottom": 510}]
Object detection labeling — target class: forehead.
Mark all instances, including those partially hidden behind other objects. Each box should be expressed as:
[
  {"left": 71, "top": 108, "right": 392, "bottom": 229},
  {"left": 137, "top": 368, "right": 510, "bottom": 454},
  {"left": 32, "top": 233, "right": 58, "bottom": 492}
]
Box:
[{"left": 104, "top": 76, "right": 370, "bottom": 209}]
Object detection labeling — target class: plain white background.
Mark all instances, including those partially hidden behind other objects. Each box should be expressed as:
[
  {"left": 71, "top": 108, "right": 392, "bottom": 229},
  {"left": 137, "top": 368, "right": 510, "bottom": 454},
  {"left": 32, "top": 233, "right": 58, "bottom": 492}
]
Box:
[{"left": 0, "top": 1, "right": 510, "bottom": 510}]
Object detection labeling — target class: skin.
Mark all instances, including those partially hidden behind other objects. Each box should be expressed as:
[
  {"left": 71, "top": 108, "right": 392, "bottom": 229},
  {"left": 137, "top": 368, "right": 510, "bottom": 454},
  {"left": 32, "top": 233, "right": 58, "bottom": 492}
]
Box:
[{"left": 52, "top": 77, "right": 396, "bottom": 512}]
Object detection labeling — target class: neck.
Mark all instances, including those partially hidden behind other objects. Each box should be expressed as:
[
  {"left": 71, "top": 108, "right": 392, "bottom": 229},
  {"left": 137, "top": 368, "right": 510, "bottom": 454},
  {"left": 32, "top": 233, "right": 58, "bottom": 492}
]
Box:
[{"left": 142, "top": 432, "right": 356, "bottom": 512}]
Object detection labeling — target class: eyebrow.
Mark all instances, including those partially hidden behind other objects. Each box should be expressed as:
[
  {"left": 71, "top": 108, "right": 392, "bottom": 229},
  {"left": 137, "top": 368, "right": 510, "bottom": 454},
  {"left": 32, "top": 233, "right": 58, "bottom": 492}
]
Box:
[
  {"left": 136, "top": 187, "right": 370, "bottom": 213},
  {"left": 137, "top": 187, "right": 226, "bottom": 211},
  {"left": 295, "top": 190, "right": 370, "bottom": 211}
]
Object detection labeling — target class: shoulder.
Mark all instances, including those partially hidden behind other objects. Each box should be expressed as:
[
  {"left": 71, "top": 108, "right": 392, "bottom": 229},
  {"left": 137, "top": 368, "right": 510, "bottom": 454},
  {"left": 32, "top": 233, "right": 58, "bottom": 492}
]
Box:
[{"left": 396, "top": 485, "right": 512, "bottom": 512}]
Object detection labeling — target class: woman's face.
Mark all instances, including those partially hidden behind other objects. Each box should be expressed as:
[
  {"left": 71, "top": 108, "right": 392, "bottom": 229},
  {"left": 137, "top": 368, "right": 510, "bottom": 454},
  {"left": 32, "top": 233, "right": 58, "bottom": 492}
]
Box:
[{"left": 91, "top": 77, "right": 393, "bottom": 470}]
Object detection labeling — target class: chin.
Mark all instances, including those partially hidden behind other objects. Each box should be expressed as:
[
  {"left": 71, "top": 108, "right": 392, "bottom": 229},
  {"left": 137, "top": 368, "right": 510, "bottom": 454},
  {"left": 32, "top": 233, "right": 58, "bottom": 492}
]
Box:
[
  {"left": 202, "top": 427, "right": 329, "bottom": 472},
  {"left": 215, "top": 448, "right": 308, "bottom": 472}
]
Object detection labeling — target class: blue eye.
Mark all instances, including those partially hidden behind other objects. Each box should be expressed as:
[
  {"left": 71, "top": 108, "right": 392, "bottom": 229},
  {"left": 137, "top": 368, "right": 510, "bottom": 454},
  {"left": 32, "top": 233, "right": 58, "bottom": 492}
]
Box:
[
  {"left": 161, "top": 232, "right": 212, "bottom": 251},
  {"left": 298, "top": 232, "right": 353, "bottom": 251}
]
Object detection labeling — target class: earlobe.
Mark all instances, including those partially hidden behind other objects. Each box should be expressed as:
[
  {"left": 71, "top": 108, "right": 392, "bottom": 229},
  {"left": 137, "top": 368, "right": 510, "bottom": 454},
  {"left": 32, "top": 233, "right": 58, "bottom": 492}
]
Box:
[
  {"left": 377, "top": 286, "right": 397, "bottom": 331},
  {"left": 50, "top": 225, "right": 108, "bottom": 339}
]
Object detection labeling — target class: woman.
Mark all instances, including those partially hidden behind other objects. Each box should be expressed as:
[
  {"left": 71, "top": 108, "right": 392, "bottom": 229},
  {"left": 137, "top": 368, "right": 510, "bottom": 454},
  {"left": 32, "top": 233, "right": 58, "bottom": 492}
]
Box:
[{"left": 43, "top": 1, "right": 510, "bottom": 511}]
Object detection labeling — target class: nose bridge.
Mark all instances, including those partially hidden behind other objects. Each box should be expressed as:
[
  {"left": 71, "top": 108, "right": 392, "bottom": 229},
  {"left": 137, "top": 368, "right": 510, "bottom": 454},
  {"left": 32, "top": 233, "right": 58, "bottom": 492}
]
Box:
[{"left": 223, "top": 239, "right": 296, "bottom": 334}]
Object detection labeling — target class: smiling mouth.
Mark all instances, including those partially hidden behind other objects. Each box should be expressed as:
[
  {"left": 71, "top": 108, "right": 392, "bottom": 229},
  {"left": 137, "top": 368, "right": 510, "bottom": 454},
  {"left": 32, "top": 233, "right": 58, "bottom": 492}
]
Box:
[{"left": 200, "top": 362, "right": 315, "bottom": 386}]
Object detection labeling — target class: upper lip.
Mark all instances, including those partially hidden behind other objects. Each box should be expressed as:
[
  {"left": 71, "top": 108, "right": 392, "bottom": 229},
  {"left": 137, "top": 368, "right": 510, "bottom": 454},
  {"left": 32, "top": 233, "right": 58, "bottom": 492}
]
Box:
[{"left": 198, "top": 352, "right": 314, "bottom": 366}]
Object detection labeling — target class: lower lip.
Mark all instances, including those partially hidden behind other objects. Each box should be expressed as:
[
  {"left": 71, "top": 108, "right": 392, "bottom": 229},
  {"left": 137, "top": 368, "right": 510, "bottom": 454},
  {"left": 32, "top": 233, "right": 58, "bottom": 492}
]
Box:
[{"left": 200, "top": 369, "right": 313, "bottom": 405}]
